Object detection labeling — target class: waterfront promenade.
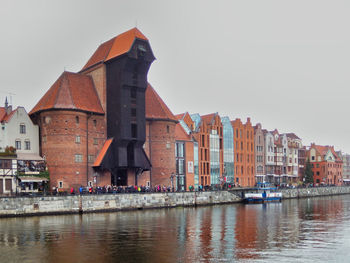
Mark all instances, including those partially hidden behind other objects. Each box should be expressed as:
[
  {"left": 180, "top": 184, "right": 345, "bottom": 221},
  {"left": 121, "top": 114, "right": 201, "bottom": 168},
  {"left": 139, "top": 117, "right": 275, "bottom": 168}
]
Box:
[{"left": 0, "top": 186, "right": 350, "bottom": 217}]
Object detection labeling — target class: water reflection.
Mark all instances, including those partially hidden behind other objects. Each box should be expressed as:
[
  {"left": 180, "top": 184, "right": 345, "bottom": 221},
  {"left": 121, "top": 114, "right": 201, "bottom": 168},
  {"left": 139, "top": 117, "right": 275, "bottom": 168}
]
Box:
[{"left": 0, "top": 196, "right": 349, "bottom": 262}]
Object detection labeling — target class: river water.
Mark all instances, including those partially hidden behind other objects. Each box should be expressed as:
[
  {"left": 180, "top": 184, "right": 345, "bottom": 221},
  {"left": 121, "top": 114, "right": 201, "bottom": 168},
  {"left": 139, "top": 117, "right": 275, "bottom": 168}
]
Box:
[{"left": 0, "top": 195, "right": 349, "bottom": 263}]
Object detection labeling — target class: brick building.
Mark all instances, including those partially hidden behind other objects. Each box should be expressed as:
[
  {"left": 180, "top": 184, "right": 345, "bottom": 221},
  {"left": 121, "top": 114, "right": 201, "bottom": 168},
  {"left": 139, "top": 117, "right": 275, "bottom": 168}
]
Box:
[
  {"left": 232, "top": 118, "right": 255, "bottom": 187},
  {"left": 201, "top": 113, "right": 223, "bottom": 187},
  {"left": 30, "top": 28, "right": 156, "bottom": 191},
  {"left": 140, "top": 84, "right": 177, "bottom": 188},
  {"left": 308, "top": 144, "right": 343, "bottom": 185}
]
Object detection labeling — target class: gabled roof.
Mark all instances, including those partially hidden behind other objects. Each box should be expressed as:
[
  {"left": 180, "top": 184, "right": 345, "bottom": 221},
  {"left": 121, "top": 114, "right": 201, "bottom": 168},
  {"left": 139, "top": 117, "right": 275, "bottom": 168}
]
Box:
[
  {"left": 81, "top": 28, "right": 148, "bottom": 71},
  {"left": 29, "top": 71, "right": 104, "bottom": 115},
  {"left": 145, "top": 84, "right": 177, "bottom": 122},
  {"left": 93, "top": 138, "right": 113, "bottom": 167},
  {"left": 286, "top": 133, "right": 300, "bottom": 140},
  {"left": 311, "top": 144, "right": 342, "bottom": 162},
  {"left": 0, "top": 106, "right": 18, "bottom": 123},
  {"left": 2, "top": 108, "right": 17, "bottom": 122}
]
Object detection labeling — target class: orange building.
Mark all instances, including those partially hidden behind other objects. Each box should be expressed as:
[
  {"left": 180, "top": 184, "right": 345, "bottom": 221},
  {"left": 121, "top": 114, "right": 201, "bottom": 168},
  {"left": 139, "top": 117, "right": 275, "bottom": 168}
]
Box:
[
  {"left": 232, "top": 118, "right": 255, "bottom": 187},
  {"left": 308, "top": 144, "right": 343, "bottom": 185},
  {"left": 187, "top": 113, "right": 211, "bottom": 186}
]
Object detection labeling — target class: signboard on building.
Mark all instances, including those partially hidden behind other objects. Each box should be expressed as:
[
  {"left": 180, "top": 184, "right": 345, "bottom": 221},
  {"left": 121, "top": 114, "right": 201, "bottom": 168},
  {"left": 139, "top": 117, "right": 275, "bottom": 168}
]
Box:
[{"left": 188, "top": 161, "right": 194, "bottom": 173}]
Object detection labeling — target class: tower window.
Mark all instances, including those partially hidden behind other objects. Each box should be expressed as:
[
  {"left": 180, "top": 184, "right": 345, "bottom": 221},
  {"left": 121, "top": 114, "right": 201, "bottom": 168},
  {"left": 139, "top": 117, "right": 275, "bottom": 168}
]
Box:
[
  {"left": 75, "top": 154, "right": 83, "bottom": 163},
  {"left": 75, "top": 116, "right": 79, "bottom": 124},
  {"left": 93, "top": 120, "right": 97, "bottom": 127},
  {"left": 131, "top": 108, "right": 137, "bottom": 117},
  {"left": 131, "top": 124, "right": 137, "bottom": 138},
  {"left": 167, "top": 125, "right": 170, "bottom": 133}
]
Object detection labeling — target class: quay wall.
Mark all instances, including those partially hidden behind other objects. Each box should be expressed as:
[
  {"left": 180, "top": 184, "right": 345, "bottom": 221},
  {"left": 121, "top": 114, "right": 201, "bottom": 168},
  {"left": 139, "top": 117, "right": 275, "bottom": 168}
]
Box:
[
  {"left": 0, "top": 191, "right": 241, "bottom": 217},
  {"left": 0, "top": 186, "right": 350, "bottom": 217},
  {"left": 280, "top": 186, "right": 350, "bottom": 199}
]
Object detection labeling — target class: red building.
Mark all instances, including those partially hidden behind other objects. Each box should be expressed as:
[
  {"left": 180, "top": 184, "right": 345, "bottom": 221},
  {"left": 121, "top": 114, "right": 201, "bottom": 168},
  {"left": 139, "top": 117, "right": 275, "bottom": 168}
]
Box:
[
  {"left": 307, "top": 144, "right": 343, "bottom": 185},
  {"left": 30, "top": 28, "right": 156, "bottom": 191}
]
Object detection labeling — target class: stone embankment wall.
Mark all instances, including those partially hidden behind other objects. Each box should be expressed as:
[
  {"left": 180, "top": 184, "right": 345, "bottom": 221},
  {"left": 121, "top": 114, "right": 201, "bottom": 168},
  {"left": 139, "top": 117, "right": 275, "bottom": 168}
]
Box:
[
  {"left": 1, "top": 186, "right": 350, "bottom": 217},
  {"left": 0, "top": 191, "right": 241, "bottom": 217},
  {"left": 280, "top": 186, "right": 350, "bottom": 199}
]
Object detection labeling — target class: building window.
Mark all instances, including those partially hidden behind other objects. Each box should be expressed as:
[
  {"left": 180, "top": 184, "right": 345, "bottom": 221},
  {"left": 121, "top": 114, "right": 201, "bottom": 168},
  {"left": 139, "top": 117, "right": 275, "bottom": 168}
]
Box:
[
  {"left": 75, "top": 135, "right": 81, "bottom": 144},
  {"left": 42, "top": 136, "right": 47, "bottom": 143},
  {"left": 93, "top": 120, "right": 97, "bottom": 127},
  {"left": 15, "top": 140, "right": 21, "bottom": 150},
  {"left": 131, "top": 124, "right": 137, "bottom": 138},
  {"left": 88, "top": 155, "right": 94, "bottom": 163},
  {"left": 131, "top": 108, "right": 137, "bottom": 118},
  {"left": 58, "top": 181, "right": 63, "bottom": 188},
  {"left": 25, "top": 141, "right": 30, "bottom": 150},
  {"left": 75, "top": 116, "right": 79, "bottom": 124},
  {"left": 75, "top": 154, "right": 83, "bottom": 163},
  {"left": 93, "top": 138, "right": 98, "bottom": 145},
  {"left": 167, "top": 125, "right": 170, "bottom": 133},
  {"left": 0, "top": 160, "right": 11, "bottom": 169},
  {"left": 20, "top": 124, "right": 26, "bottom": 134}
]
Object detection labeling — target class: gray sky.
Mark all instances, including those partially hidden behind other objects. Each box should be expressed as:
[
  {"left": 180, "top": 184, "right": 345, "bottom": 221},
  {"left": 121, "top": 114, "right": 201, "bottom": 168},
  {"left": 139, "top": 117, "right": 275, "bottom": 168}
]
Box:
[{"left": 1, "top": 0, "right": 350, "bottom": 152}]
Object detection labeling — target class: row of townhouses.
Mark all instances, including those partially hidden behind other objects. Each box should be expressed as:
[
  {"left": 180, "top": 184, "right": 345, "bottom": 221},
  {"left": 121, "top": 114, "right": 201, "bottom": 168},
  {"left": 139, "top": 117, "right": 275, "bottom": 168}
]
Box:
[{"left": 0, "top": 27, "right": 348, "bottom": 194}]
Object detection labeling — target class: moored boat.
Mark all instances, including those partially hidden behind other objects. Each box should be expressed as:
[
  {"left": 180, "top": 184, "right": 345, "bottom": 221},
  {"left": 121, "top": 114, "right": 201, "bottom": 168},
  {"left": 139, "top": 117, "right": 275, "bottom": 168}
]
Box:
[{"left": 243, "top": 183, "right": 282, "bottom": 203}]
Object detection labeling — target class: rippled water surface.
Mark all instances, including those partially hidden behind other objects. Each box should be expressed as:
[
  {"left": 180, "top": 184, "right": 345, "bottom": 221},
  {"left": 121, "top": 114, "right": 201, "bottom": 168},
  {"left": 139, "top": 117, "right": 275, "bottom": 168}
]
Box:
[{"left": 0, "top": 195, "right": 350, "bottom": 262}]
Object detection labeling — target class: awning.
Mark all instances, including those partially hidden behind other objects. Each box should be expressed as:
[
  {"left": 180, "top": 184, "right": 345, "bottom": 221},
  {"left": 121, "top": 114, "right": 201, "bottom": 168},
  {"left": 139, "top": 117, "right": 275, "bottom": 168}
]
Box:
[
  {"left": 17, "top": 153, "right": 44, "bottom": 161},
  {"left": 19, "top": 176, "right": 48, "bottom": 183}
]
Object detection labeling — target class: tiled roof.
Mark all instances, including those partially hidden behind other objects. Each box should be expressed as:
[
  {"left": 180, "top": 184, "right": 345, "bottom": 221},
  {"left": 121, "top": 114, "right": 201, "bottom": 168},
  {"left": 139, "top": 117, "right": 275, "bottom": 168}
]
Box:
[
  {"left": 0, "top": 107, "right": 17, "bottom": 123},
  {"left": 93, "top": 138, "right": 113, "bottom": 167},
  {"left": 175, "top": 123, "right": 191, "bottom": 141},
  {"left": 145, "top": 84, "right": 177, "bottom": 122},
  {"left": 175, "top": 113, "right": 185, "bottom": 120},
  {"left": 81, "top": 28, "right": 148, "bottom": 71},
  {"left": 312, "top": 144, "right": 342, "bottom": 162},
  {"left": 286, "top": 133, "right": 300, "bottom": 140},
  {"left": 2, "top": 108, "right": 17, "bottom": 122},
  {"left": 29, "top": 71, "right": 104, "bottom": 115}
]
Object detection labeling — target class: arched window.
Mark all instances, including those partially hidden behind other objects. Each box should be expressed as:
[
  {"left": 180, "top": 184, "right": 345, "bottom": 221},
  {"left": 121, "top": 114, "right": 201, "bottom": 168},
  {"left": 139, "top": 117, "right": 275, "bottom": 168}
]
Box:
[{"left": 75, "top": 116, "right": 79, "bottom": 124}]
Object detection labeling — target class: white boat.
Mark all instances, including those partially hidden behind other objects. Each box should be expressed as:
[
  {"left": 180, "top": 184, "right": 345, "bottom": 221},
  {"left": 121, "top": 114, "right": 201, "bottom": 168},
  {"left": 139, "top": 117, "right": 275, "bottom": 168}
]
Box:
[{"left": 243, "top": 183, "right": 282, "bottom": 203}]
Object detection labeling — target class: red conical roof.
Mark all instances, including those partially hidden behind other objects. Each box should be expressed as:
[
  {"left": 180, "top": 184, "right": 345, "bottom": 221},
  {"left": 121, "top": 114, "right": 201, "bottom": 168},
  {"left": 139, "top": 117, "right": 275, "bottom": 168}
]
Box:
[{"left": 29, "top": 71, "right": 104, "bottom": 115}]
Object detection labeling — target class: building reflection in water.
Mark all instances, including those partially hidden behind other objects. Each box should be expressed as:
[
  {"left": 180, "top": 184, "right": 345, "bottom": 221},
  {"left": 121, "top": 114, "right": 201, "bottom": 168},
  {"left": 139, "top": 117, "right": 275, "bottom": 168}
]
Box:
[{"left": 0, "top": 196, "right": 348, "bottom": 262}]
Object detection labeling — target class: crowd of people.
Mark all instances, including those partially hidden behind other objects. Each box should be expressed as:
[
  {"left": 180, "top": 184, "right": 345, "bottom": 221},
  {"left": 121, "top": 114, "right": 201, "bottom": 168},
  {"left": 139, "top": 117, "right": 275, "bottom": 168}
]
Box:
[{"left": 62, "top": 183, "right": 239, "bottom": 195}]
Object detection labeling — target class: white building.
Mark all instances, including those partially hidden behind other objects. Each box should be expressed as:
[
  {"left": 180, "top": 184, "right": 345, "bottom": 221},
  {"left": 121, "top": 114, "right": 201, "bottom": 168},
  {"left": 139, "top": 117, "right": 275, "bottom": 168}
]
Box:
[{"left": 0, "top": 99, "right": 44, "bottom": 194}]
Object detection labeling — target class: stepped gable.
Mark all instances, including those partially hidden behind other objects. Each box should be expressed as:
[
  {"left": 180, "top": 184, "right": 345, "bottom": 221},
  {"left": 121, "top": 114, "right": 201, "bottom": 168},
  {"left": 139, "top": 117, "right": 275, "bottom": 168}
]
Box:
[
  {"left": 81, "top": 27, "right": 148, "bottom": 71},
  {"left": 29, "top": 71, "right": 104, "bottom": 115},
  {"left": 201, "top": 113, "right": 216, "bottom": 125},
  {"left": 145, "top": 84, "right": 177, "bottom": 122}
]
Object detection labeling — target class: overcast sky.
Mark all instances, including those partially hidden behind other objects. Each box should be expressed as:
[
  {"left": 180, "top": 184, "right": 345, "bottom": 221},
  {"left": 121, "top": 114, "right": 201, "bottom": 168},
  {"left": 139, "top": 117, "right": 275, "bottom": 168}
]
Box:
[{"left": 1, "top": 0, "right": 349, "bottom": 152}]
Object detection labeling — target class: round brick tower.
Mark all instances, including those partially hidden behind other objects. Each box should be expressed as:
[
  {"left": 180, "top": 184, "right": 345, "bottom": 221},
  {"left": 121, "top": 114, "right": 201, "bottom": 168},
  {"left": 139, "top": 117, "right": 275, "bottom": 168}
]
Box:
[
  {"left": 141, "top": 84, "right": 177, "bottom": 188},
  {"left": 30, "top": 72, "right": 105, "bottom": 191}
]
